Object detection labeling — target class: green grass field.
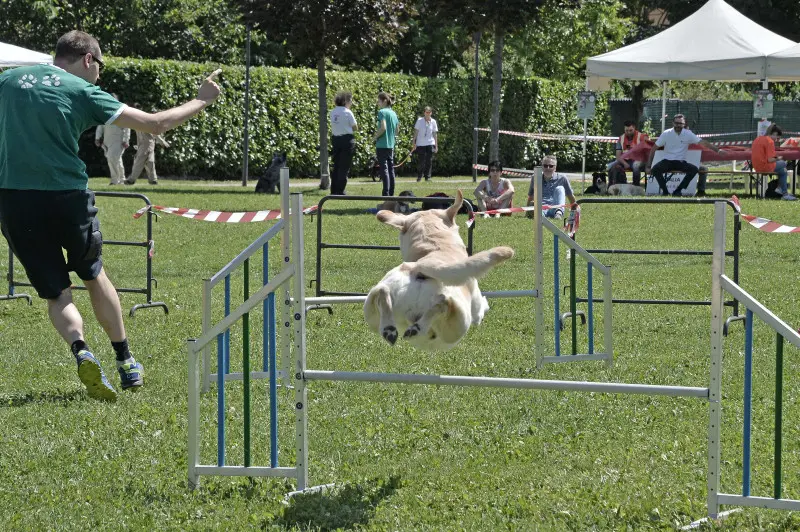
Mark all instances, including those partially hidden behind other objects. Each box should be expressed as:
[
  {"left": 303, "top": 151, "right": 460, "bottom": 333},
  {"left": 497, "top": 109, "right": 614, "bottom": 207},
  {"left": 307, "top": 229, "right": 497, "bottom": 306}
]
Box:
[{"left": 2, "top": 175, "right": 800, "bottom": 530}]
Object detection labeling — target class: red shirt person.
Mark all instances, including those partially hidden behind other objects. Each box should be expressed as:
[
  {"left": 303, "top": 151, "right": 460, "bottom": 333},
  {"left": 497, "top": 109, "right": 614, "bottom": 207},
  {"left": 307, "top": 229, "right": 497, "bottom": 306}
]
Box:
[
  {"left": 607, "top": 120, "right": 649, "bottom": 186},
  {"left": 752, "top": 124, "right": 794, "bottom": 199}
]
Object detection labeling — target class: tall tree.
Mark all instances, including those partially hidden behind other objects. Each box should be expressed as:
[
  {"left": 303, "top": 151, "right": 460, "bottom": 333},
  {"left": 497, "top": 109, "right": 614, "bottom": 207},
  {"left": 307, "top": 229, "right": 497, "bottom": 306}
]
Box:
[
  {"left": 0, "top": 0, "right": 288, "bottom": 66},
  {"left": 434, "top": 0, "right": 545, "bottom": 160},
  {"left": 234, "top": 0, "right": 409, "bottom": 189}
]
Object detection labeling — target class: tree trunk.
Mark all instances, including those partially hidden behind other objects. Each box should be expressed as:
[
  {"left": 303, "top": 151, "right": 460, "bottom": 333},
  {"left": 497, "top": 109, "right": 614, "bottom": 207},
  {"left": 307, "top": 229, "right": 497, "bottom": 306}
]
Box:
[
  {"left": 631, "top": 82, "right": 645, "bottom": 128},
  {"left": 489, "top": 27, "right": 503, "bottom": 162},
  {"left": 317, "top": 56, "right": 330, "bottom": 190}
]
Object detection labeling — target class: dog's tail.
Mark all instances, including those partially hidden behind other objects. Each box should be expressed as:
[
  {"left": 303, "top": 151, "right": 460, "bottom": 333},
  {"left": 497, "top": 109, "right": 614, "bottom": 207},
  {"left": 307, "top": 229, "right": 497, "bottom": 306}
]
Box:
[{"left": 412, "top": 246, "right": 514, "bottom": 286}]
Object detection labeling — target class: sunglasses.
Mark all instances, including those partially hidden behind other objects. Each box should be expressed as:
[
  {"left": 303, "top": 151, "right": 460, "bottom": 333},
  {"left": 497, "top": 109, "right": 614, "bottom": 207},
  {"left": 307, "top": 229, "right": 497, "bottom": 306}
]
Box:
[
  {"left": 87, "top": 53, "right": 105, "bottom": 72},
  {"left": 542, "top": 164, "right": 555, "bottom": 168}
]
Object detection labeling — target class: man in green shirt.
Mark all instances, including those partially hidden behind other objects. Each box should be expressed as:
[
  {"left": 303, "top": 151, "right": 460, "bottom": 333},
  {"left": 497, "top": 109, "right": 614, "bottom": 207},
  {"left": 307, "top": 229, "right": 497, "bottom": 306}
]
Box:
[
  {"left": 373, "top": 92, "right": 399, "bottom": 196},
  {"left": 0, "top": 30, "right": 222, "bottom": 401}
]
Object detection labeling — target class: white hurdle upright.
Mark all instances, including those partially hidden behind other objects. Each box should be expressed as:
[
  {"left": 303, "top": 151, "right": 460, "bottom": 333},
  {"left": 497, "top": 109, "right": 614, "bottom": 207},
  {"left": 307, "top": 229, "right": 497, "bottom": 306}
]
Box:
[{"left": 531, "top": 166, "right": 613, "bottom": 368}]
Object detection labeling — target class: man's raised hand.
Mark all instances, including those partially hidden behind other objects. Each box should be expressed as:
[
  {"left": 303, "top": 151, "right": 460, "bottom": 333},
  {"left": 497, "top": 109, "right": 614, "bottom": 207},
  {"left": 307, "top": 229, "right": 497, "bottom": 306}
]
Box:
[{"left": 198, "top": 69, "right": 222, "bottom": 104}]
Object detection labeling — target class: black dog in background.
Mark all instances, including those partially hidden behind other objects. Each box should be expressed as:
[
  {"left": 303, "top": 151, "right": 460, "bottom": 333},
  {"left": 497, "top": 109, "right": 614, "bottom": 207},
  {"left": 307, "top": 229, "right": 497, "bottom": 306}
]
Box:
[
  {"left": 255, "top": 153, "right": 287, "bottom": 194},
  {"left": 584, "top": 171, "right": 608, "bottom": 194}
]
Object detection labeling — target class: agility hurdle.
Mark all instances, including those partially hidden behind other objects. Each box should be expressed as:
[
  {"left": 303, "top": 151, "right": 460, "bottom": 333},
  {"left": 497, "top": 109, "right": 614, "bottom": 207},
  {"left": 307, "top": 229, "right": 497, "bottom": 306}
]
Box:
[
  {"left": 701, "top": 200, "right": 800, "bottom": 523},
  {"left": 188, "top": 171, "right": 311, "bottom": 489},
  {"left": 530, "top": 166, "right": 614, "bottom": 368},
  {"left": 0, "top": 191, "right": 168, "bottom": 315},
  {"left": 188, "top": 186, "right": 800, "bottom": 524}
]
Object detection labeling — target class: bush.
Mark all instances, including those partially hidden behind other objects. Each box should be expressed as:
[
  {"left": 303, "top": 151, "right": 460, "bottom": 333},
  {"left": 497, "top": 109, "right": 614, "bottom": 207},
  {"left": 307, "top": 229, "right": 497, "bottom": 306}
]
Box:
[{"left": 85, "top": 58, "right": 614, "bottom": 179}]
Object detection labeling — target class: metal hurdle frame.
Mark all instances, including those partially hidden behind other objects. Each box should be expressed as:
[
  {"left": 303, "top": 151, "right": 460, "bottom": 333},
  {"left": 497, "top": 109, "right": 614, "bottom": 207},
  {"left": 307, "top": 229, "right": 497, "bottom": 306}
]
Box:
[
  {"left": 200, "top": 171, "right": 292, "bottom": 394},
  {"left": 1, "top": 191, "right": 168, "bottom": 315},
  {"left": 531, "top": 166, "right": 614, "bottom": 368},
  {"left": 704, "top": 201, "right": 800, "bottom": 519},
  {"left": 311, "top": 194, "right": 537, "bottom": 303},
  {"left": 189, "top": 171, "right": 314, "bottom": 489},
  {"left": 573, "top": 197, "right": 742, "bottom": 315}
]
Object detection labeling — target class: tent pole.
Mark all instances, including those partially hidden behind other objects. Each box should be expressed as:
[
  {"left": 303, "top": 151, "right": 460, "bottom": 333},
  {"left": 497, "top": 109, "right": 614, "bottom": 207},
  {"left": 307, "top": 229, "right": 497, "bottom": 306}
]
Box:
[
  {"left": 661, "top": 81, "right": 667, "bottom": 131},
  {"left": 581, "top": 78, "right": 588, "bottom": 191}
]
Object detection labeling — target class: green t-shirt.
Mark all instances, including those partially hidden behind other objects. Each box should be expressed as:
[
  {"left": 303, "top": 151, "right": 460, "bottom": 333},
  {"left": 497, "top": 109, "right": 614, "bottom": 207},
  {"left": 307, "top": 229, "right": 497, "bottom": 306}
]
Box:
[
  {"left": 0, "top": 64, "right": 125, "bottom": 190},
  {"left": 375, "top": 107, "right": 399, "bottom": 149}
]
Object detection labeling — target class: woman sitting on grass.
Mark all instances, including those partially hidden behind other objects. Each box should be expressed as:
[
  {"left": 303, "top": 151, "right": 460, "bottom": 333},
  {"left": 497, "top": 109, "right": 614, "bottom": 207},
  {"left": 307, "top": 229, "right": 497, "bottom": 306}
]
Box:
[{"left": 474, "top": 160, "right": 514, "bottom": 213}]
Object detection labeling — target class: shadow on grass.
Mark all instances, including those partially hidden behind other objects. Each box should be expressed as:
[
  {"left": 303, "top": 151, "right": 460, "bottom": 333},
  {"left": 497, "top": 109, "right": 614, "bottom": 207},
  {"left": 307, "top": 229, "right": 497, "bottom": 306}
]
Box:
[
  {"left": 0, "top": 388, "right": 84, "bottom": 407},
  {"left": 272, "top": 475, "right": 401, "bottom": 531}
]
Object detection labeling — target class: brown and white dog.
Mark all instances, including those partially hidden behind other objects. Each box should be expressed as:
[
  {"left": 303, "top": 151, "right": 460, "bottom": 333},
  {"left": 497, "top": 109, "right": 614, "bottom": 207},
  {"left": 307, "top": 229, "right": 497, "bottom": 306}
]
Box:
[{"left": 364, "top": 190, "right": 514, "bottom": 351}]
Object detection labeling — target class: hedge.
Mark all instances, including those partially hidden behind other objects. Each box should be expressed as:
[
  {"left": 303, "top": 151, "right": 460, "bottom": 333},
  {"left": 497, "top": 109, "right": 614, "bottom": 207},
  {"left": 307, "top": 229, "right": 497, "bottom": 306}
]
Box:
[{"left": 82, "top": 58, "right": 614, "bottom": 179}]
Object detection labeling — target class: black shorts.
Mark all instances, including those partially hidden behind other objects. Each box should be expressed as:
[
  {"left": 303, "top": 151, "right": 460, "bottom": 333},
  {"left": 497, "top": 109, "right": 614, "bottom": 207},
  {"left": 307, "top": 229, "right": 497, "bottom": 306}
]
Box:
[{"left": 0, "top": 189, "right": 103, "bottom": 299}]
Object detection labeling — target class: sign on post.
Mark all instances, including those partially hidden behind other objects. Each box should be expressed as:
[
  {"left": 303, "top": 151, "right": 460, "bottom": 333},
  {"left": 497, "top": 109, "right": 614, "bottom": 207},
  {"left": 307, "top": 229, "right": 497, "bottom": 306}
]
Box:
[
  {"left": 577, "top": 91, "right": 596, "bottom": 120},
  {"left": 753, "top": 89, "right": 774, "bottom": 119}
]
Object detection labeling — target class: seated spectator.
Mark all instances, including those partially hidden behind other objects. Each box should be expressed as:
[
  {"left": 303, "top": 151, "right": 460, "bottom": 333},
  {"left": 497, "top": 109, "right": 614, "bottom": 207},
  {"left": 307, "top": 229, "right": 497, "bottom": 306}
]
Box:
[
  {"left": 607, "top": 120, "right": 648, "bottom": 186},
  {"left": 752, "top": 124, "right": 796, "bottom": 200},
  {"left": 526, "top": 155, "right": 575, "bottom": 219},
  {"left": 646, "top": 114, "right": 724, "bottom": 197},
  {"left": 474, "top": 160, "right": 514, "bottom": 212}
]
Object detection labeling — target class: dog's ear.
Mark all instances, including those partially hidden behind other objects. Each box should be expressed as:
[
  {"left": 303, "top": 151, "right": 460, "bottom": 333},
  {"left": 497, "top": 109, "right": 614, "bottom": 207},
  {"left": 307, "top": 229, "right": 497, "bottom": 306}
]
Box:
[
  {"left": 445, "top": 190, "right": 463, "bottom": 222},
  {"left": 377, "top": 210, "right": 406, "bottom": 230}
]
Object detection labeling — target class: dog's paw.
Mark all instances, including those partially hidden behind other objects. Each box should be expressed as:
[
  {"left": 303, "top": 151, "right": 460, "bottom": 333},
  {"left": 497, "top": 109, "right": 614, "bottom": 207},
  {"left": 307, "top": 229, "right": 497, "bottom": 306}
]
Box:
[
  {"left": 382, "top": 326, "right": 398, "bottom": 345},
  {"left": 403, "top": 323, "right": 420, "bottom": 339}
]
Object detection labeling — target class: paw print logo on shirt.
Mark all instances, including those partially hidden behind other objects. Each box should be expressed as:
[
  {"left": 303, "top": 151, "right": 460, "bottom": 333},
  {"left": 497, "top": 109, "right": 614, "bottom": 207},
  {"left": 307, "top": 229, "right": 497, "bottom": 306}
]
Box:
[
  {"left": 41, "top": 75, "right": 61, "bottom": 87},
  {"left": 18, "top": 74, "right": 38, "bottom": 89}
]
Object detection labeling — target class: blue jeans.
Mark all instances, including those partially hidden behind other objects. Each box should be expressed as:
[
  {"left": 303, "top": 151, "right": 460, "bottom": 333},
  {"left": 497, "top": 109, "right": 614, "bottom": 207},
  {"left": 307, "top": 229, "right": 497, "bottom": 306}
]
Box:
[
  {"left": 377, "top": 148, "right": 395, "bottom": 196},
  {"left": 776, "top": 160, "right": 788, "bottom": 194},
  {"left": 544, "top": 186, "right": 565, "bottom": 218}
]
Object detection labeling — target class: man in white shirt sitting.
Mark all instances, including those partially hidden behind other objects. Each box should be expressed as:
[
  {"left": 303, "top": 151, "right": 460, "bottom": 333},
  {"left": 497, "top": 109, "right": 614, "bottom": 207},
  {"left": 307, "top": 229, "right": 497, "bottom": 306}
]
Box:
[{"left": 645, "top": 114, "right": 723, "bottom": 196}]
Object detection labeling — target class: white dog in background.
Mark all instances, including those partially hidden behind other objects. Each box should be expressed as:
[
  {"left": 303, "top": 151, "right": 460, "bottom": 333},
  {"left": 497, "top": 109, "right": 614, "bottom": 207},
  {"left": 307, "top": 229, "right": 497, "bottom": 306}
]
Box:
[
  {"left": 364, "top": 190, "right": 514, "bottom": 351},
  {"left": 597, "top": 181, "right": 646, "bottom": 196}
]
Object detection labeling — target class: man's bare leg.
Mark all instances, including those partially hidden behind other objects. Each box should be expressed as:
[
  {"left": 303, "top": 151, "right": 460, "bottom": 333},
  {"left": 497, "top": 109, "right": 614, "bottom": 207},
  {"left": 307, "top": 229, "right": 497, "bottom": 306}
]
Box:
[
  {"left": 46, "top": 288, "right": 84, "bottom": 345},
  {"left": 84, "top": 268, "right": 126, "bottom": 343}
]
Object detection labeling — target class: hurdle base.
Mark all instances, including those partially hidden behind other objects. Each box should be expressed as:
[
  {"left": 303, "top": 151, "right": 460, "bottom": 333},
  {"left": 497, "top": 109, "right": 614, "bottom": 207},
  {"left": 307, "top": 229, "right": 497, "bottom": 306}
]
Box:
[
  {"left": 130, "top": 300, "right": 169, "bottom": 316},
  {"left": 718, "top": 494, "right": 800, "bottom": 512},
  {"left": 0, "top": 293, "right": 32, "bottom": 305},
  {"left": 286, "top": 483, "right": 336, "bottom": 499},
  {"left": 306, "top": 303, "right": 333, "bottom": 315},
  {"left": 537, "top": 353, "right": 613, "bottom": 368},
  {"left": 681, "top": 508, "right": 741, "bottom": 530}
]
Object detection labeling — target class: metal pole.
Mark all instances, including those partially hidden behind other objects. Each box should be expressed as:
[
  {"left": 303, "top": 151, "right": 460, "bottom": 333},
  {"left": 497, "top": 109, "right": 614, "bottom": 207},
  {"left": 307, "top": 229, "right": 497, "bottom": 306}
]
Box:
[
  {"left": 581, "top": 78, "right": 589, "bottom": 191},
  {"left": 707, "top": 201, "right": 726, "bottom": 518},
  {"left": 472, "top": 31, "right": 481, "bottom": 183},
  {"left": 534, "top": 166, "right": 544, "bottom": 367},
  {"left": 661, "top": 81, "right": 667, "bottom": 131},
  {"left": 243, "top": 258, "right": 251, "bottom": 467},
  {"left": 242, "top": 23, "right": 252, "bottom": 187},
  {"left": 775, "top": 332, "right": 784, "bottom": 499},
  {"left": 743, "top": 309, "right": 753, "bottom": 496}
]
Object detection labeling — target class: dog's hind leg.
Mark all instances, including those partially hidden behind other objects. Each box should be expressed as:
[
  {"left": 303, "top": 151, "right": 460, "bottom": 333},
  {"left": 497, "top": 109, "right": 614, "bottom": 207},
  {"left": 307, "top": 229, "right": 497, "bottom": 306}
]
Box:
[
  {"left": 404, "top": 294, "right": 469, "bottom": 345},
  {"left": 404, "top": 294, "right": 448, "bottom": 340},
  {"left": 364, "top": 285, "right": 398, "bottom": 345}
]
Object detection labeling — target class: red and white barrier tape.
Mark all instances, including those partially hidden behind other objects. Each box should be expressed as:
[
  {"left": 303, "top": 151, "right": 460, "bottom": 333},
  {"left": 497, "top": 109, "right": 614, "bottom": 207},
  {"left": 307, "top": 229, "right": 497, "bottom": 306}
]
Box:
[
  {"left": 473, "top": 164, "right": 535, "bottom": 177},
  {"left": 731, "top": 196, "right": 800, "bottom": 233},
  {"left": 133, "top": 204, "right": 318, "bottom": 222},
  {"left": 478, "top": 127, "right": 780, "bottom": 146},
  {"left": 475, "top": 127, "right": 617, "bottom": 143}
]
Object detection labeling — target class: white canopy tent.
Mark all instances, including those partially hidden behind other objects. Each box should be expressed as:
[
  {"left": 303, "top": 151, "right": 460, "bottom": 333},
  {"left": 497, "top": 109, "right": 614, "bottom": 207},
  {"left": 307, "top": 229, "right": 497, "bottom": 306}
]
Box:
[
  {"left": 0, "top": 41, "right": 52, "bottom": 67},
  {"left": 767, "top": 43, "right": 800, "bottom": 81},
  {"left": 579, "top": 0, "right": 795, "bottom": 183},
  {"left": 587, "top": 0, "right": 794, "bottom": 82}
]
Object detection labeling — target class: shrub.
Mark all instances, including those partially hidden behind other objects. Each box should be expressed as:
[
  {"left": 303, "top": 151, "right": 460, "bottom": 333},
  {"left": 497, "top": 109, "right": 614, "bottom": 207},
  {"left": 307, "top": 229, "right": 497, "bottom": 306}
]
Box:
[{"left": 85, "top": 58, "right": 613, "bottom": 179}]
